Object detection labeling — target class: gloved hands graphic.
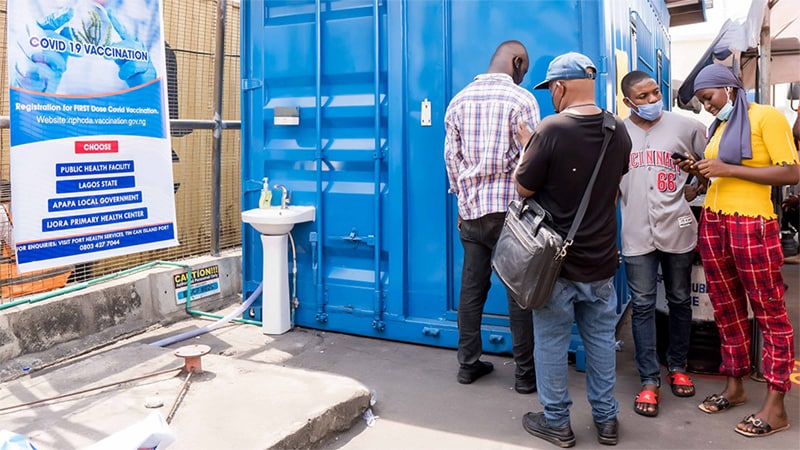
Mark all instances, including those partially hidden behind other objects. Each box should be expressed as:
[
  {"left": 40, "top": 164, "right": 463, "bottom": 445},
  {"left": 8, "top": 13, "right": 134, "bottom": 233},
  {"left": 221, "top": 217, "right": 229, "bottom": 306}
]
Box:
[
  {"left": 13, "top": 7, "right": 79, "bottom": 94},
  {"left": 107, "top": 10, "right": 156, "bottom": 88}
]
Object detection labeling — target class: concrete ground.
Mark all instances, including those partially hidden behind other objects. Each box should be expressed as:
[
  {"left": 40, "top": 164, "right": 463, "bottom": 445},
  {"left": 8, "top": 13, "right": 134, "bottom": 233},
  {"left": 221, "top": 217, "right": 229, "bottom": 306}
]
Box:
[{"left": 0, "top": 264, "right": 798, "bottom": 449}]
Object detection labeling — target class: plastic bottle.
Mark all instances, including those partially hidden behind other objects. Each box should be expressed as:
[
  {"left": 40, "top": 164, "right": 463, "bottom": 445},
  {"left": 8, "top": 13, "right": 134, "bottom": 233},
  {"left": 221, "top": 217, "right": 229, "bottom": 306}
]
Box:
[{"left": 259, "top": 177, "right": 272, "bottom": 208}]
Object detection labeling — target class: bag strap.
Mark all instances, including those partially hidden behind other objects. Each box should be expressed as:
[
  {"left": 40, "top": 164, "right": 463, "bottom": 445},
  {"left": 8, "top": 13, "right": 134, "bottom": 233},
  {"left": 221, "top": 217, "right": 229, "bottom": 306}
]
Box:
[{"left": 561, "top": 111, "right": 616, "bottom": 255}]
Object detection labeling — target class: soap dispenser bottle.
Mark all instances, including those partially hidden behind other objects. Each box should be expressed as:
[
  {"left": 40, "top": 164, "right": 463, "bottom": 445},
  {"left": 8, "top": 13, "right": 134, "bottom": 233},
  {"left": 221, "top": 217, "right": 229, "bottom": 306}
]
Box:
[{"left": 258, "top": 177, "right": 272, "bottom": 208}]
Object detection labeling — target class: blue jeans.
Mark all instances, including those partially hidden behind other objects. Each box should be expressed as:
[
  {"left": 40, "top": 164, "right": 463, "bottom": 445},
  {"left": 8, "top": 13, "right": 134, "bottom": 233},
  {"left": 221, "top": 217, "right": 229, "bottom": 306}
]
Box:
[
  {"left": 625, "top": 250, "right": 693, "bottom": 386},
  {"left": 533, "top": 277, "right": 619, "bottom": 427},
  {"left": 457, "top": 213, "right": 535, "bottom": 381}
]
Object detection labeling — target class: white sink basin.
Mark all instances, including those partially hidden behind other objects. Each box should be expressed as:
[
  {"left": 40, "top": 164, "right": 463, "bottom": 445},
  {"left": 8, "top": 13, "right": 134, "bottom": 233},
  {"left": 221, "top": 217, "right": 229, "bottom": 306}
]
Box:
[{"left": 241, "top": 205, "right": 316, "bottom": 235}]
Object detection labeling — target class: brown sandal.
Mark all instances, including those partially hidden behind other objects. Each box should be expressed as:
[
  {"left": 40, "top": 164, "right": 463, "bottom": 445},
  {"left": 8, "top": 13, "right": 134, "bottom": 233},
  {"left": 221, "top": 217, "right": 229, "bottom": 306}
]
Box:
[
  {"left": 734, "top": 414, "right": 790, "bottom": 437},
  {"left": 698, "top": 394, "right": 744, "bottom": 414}
]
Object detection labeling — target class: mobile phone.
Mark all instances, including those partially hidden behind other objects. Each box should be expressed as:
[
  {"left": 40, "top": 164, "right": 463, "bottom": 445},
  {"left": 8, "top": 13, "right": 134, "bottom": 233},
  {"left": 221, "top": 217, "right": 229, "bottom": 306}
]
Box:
[{"left": 671, "top": 152, "right": 691, "bottom": 162}]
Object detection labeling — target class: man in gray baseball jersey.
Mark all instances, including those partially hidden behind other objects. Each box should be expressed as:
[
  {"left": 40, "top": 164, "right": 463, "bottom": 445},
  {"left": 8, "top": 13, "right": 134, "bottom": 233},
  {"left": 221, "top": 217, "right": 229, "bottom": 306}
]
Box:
[{"left": 619, "top": 71, "right": 706, "bottom": 418}]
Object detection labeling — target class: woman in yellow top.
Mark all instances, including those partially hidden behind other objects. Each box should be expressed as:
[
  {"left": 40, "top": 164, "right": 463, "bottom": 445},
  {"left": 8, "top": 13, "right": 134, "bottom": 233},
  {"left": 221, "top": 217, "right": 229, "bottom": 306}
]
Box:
[{"left": 685, "top": 64, "right": 799, "bottom": 438}]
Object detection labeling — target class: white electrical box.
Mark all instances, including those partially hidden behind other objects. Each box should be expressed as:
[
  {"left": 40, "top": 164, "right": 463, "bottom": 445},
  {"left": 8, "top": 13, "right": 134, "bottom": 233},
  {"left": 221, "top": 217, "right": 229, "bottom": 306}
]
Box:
[{"left": 421, "top": 99, "right": 431, "bottom": 126}]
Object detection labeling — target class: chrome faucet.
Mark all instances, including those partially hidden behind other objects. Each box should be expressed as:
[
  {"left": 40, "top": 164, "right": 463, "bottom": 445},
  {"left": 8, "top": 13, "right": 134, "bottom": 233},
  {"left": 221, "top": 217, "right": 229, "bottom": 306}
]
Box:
[{"left": 274, "top": 184, "right": 291, "bottom": 209}]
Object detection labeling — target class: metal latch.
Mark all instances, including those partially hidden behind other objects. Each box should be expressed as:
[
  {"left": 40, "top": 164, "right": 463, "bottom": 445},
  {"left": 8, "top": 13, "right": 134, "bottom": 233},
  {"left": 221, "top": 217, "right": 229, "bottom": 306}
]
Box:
[
  {"left": 340, "top": 228, "right": 375, "bottom": 247},
  {"left": 241, "top": 79, "right": 263, "bottom": 91}
]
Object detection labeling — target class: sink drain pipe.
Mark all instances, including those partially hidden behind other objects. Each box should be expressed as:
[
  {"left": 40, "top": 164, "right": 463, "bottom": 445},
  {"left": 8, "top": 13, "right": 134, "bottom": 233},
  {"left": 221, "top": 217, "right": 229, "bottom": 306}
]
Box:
[{"left": 150, "top": 282, "right": 263, "bottom": 347}]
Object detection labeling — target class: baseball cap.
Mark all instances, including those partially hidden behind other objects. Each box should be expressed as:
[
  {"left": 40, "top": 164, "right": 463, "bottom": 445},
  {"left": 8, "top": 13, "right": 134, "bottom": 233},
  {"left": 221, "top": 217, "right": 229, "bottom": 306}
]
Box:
[{"left": 533, "top": 52, "right": 597, "bottom": 90}]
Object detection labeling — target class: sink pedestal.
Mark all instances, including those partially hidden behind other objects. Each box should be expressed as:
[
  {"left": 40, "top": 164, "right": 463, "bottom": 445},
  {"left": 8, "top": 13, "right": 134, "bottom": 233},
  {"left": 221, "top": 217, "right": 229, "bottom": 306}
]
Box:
[
  {"left": 261, "top": 234, "right": 291, "bottom": 334},
  {"left": 241, "top": 205, "right": 315, "bottom": 335}
]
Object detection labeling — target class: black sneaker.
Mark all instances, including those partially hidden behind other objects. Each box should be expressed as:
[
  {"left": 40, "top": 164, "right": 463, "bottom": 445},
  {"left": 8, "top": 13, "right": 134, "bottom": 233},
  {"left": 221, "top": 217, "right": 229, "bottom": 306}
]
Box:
[
  {"left": 522, "top": 411, "right": 576, "bottom": 448},
  {"left": 594, "top": 418, "right": 618, "bottom": 445},
  {"left": 457, "top": 360, "right": 493, "bottom": 384},
  {"left": 514, "top": 377, "right": 537, "bottom": 394}
]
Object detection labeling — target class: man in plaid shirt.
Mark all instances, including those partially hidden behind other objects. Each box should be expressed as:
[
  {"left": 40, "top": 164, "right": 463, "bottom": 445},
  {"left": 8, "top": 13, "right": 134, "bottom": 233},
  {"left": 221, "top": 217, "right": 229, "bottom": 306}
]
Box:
[{"left": 444, "top": 40, "right": 540, "bottom": 393}]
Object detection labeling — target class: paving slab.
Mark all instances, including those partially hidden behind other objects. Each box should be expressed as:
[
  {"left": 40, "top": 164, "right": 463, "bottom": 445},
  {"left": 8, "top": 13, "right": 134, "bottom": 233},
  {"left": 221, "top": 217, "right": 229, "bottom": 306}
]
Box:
[{"left": 0, "top": 321, "right": 371, "bottom": 449}]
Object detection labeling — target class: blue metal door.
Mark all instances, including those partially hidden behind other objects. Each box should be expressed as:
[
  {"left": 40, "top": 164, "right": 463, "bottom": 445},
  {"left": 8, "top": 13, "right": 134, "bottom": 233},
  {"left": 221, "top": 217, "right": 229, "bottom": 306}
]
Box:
[{"left": 241, "top": 0, "right": 390, "bottom": 332}]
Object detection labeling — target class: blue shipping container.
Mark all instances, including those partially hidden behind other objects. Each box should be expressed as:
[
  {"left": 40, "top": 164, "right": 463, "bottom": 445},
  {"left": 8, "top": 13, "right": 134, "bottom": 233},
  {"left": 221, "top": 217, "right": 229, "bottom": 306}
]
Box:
[{"left": 240, "top": 0, "right": 672, "bottom": 354}]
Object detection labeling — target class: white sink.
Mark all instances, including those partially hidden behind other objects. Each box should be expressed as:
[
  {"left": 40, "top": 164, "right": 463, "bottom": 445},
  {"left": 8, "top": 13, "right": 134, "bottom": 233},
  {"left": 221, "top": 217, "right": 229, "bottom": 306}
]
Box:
[{"left": 241, "top": 205, "right": 316, "bottom": 235}]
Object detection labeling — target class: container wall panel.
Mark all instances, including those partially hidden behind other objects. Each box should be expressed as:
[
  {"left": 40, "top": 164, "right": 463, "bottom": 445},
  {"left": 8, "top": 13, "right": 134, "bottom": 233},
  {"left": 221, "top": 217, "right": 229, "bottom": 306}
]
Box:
[{"left": 241, "top": 0, "right": 672, "bottom": 352}]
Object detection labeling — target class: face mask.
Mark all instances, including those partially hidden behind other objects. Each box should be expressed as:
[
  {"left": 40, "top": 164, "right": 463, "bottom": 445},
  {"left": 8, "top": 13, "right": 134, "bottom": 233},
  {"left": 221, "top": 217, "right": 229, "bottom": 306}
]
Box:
[
  {"left": 717, "top": 100, "right": 734, "bottom": 121},
  {"left": 716, "top": 87, "right": 734, "bottom": 121},
  {"left": 631, "top": 100, "right": 663, "bottom": 121}
]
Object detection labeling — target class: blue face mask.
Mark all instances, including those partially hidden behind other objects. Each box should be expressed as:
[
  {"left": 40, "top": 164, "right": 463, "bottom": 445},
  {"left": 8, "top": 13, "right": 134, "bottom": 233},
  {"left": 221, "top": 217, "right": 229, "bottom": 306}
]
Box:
[
  {"left": 630, "top": 100, "right": 663, "bottom": 121},
  {"left": 717, "top": 100, "right": 734, "bottom": 121}
]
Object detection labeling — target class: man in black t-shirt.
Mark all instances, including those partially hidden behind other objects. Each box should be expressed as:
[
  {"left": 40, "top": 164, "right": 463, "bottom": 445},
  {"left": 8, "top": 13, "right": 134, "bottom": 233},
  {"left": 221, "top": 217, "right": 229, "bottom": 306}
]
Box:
[{"left": 514, "top": 52, "right": 631, "bottom": 448}]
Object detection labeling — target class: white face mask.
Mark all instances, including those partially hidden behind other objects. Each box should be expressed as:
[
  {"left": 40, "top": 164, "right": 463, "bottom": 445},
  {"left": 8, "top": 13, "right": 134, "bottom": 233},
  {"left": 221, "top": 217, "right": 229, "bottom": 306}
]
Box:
[
  {"left": 716, "top": 87, "right": 733, "bottom": 121},
  {"left": 717, "top": 101, "right": 733, "bottom": 121}
]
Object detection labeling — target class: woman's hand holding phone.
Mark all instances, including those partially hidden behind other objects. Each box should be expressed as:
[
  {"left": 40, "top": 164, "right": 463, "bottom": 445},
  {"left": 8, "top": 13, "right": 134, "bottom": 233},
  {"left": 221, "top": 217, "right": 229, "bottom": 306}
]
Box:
[
  {"left": 672, "top": 152, "right": 699, "bottom": 175},
  {"left": 671, "top": 151, "right": 691, "bottom": 162},
  {"left": 672, "top": 152, "right": 710, "bottom": 189}
]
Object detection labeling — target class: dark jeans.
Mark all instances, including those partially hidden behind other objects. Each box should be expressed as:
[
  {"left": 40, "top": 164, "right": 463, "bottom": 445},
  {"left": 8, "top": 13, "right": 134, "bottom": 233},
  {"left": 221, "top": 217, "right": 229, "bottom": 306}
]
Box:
[
  {"left": 457, "top": 212, "right": 535, "bottom": 381},
  {"left": 625, "top": 250, "right": 693, "bottom": 385}
]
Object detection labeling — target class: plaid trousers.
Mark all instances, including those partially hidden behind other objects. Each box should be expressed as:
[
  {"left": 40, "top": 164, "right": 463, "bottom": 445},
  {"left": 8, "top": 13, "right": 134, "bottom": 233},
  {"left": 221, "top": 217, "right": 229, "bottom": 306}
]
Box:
[{"left": 698, "top": 209, "right": 794, "bottom": 393}]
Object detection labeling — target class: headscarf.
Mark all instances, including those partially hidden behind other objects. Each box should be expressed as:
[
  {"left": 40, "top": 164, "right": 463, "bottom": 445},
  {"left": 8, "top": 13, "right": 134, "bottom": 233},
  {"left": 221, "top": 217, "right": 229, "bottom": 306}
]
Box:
[{"left": 693, "top": 64, "right": 751, "bottom": 165}]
